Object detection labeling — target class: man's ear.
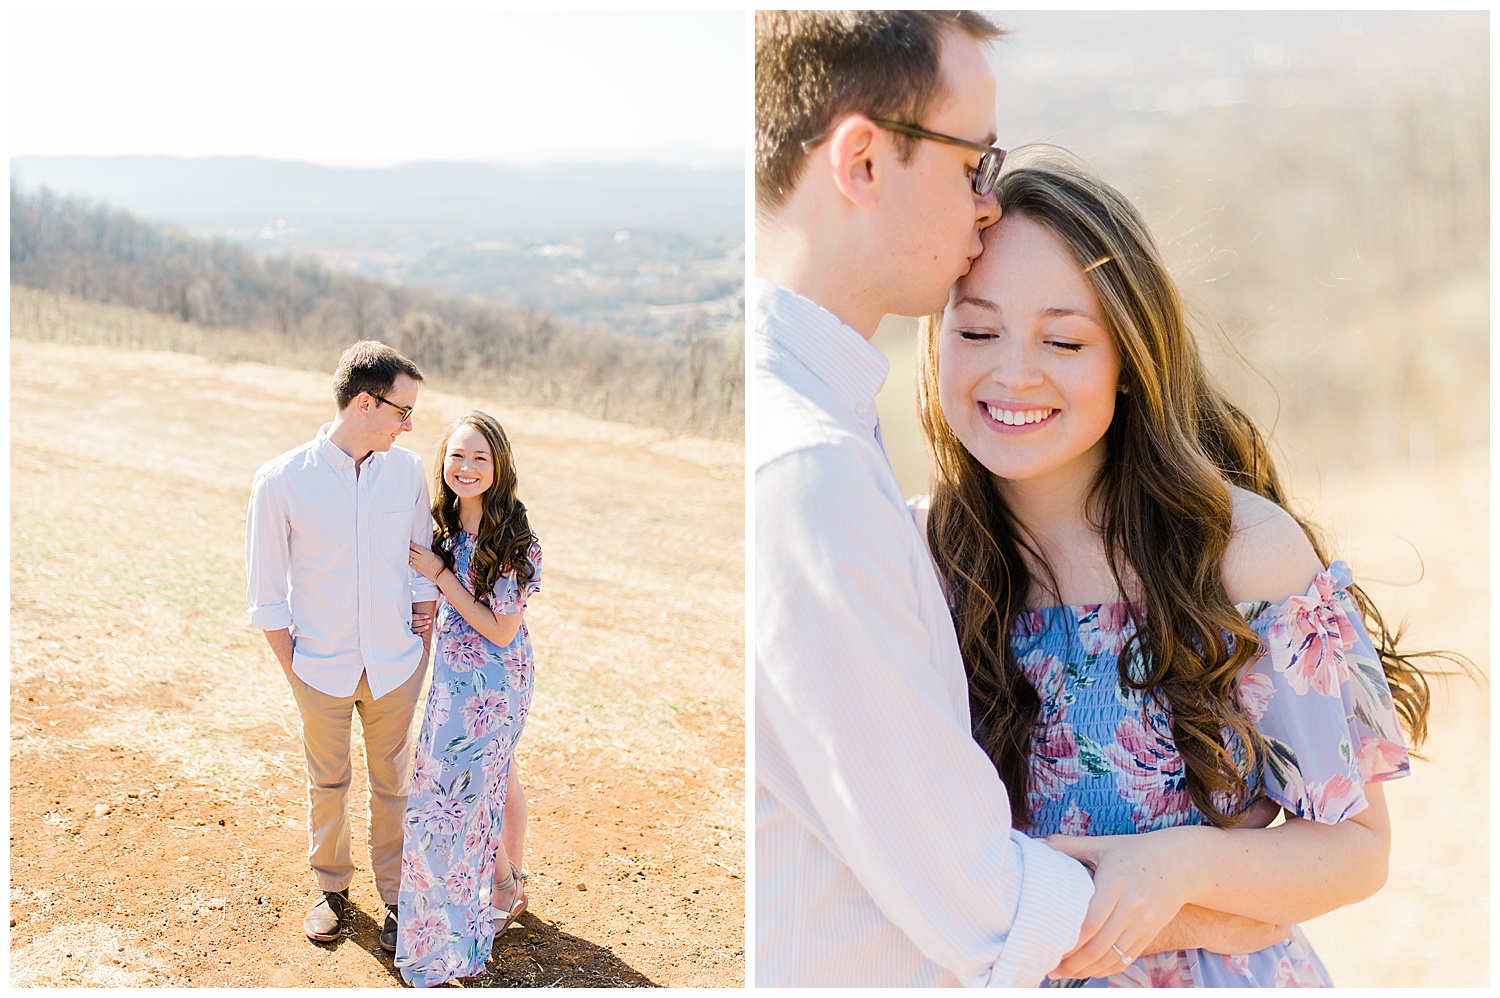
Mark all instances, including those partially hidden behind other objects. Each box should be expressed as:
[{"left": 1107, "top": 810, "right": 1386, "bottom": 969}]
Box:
[{"left": 823, "top": 115, "right": 884, "bottom": 211}]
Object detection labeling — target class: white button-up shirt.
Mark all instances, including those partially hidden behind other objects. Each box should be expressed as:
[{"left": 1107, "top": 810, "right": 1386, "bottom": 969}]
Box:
[
  {"left": 754, "top": 279, "right": 1094, "bottom": 987},
  {"left": 245, "top": 425, "right": 440, "bottom": 699}
]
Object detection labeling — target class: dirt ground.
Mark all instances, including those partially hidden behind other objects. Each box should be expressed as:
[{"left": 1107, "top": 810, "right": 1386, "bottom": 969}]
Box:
[{"left": 9, "top": 340, "right": 745, "bottom": 987}]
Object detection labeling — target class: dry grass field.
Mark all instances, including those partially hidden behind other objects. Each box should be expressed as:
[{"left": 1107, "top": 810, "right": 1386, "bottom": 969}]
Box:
[
  {"left": 871, "top": 318, "right": 1488, "bottom": 987},
  {"left": 9, "top": 337, "right": 745, "bottom": 986}
]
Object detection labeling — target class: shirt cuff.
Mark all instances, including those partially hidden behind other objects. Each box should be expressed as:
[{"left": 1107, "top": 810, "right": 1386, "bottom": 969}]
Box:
[
  {"left": 983, "top": 833, "right": 1094, "bottom": 987},
  {"left": 409, "top": 577, "right": 441, "bottom": 603},
  {"left": 247, "top": 601, "right": 292, "bottom": 631}
]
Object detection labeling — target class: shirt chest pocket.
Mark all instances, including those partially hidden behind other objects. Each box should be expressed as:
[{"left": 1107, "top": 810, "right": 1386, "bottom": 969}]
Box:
[{"left": 381, "top": 509, "right": 412, "bottom": 566}]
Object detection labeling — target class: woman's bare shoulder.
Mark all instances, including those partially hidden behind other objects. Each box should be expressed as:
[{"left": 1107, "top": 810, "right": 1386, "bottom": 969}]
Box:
[{"left": 1221, "top": 485, "right": 1325, "bottom": 605}]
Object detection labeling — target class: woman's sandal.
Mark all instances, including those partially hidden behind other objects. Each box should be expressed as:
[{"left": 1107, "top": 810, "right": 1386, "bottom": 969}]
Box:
[{"left": 491, "top": 863, "right": 529, "bottom": 933}]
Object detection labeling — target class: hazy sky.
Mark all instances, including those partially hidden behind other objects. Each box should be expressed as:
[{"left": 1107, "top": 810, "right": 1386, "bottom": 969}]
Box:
[{"left": 10, "top": 9, "right": 745, "bottom": 168}]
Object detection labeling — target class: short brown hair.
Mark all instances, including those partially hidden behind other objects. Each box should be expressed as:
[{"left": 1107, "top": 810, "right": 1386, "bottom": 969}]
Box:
[
  {"left": 755, "top": 10, "right": 1005, "bottom": 217},
  {"left": 332, "top": 340, "right": 424, "bottom": 410}
]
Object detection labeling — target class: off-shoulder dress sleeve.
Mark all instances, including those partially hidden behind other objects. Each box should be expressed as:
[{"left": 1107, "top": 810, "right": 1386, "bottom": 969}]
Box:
[
  {"left": 483, "top": 538, "right": 542, "bottom": 616},
  {"left": 1234, "top": 560, "right": 1411, "bottom": 824}
]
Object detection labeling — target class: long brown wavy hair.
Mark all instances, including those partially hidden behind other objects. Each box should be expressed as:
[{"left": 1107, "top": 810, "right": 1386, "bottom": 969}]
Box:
[
  {"left": 431, "top": 410, "right": 536, "bottom": 600},
  {"left": 916, "top": 159, "right": 1437, "bottom": 830}
]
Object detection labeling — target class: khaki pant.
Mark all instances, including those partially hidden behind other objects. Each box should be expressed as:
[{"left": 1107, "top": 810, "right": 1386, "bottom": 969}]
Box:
[{"left": 288, "top": 657, "right": 427, "bottom": 905}]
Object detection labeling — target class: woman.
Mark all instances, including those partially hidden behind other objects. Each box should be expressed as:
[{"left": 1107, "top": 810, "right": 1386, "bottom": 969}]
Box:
[
  {"left": 914, "top": 160, "right": 1435, "bottom": 986},
  {"left": 396, "top": 410, "right": 541, "bottom": 987}
]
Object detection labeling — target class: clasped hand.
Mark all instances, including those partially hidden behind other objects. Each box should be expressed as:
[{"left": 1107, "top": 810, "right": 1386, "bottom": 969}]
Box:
[
  {"left": 408, "top": 543, "right": 444, "bottom": 638},
  {"left": 1045, "top": 828, "right": 1196, "bottom": 981}
]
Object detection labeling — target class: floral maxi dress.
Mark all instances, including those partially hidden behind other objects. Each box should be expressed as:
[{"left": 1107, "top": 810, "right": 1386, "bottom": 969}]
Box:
[
  {"left": 395, "top": 533, "right": 542, "bottom": 988},
  {"left": 1017, "top": 562, "right": 1410, "bottom": 988}
]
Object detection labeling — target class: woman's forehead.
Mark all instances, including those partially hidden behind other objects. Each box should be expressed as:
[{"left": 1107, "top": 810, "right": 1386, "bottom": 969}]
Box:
[
  {"left": 446, "top": 425, "right": 491, "bottom": 451},
  {"left": 954, "top": 214, "right": 1097, "bottom": 309}
]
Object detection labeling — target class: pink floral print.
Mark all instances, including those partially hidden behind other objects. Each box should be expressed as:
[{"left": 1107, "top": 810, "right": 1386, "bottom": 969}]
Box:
[
  {"left": 423, "top": 949, "right": 469, "bottom": 986},
  {"left": 1016, "top": 561, "right": 1400, "bottom": 987},
  {"left": 1020, "top": 649, "right": 1069, "bottom": 699},
  {"left": 1216, "top": 951, "right": 1254, "bottom": 979},
  {"left": 1235, "top": 671, "right": 1274, "bottom": 723},
  {"left": 1027, "top": 706, "right": 1081, "bottom": 807},
  {"left": 1104, "top": 711, "right": 1192, "bottom": 832},
  {"left": 1275, "top": 956, "right": 1330, "bottom": 987},
  {"left": 458, "top": 689, "right": 510, "bottom": 739},
  {"left": 1109, "top": 953, "right": 1197, "bottom": 987},
  {"left": 1356, "top": 735, "right": 1408, "bottom": 781},
  {"left": 1020, "top": 650, "right": 1082, "bottom": 808},
  {"left": 442, "top": 630, "right": 487, "bottom": 674},
  {"left": 1075, "top": 601, "right": 1134, "bottom": 659},
  {"left": 501, "top": 644, "right": 530, "bottom": 691},
  {"left": 1058, "top": 801, "right": 1091, "bottom": 836},
  {"left": 1282, "top": 772, "right": 1365, "bottom": 824},
  {"left": 399, "top": 905, "right": 451, "bottom": 962},
  {"left": 410, "top": 745, "right": 443, "bottom": 798},
  {"left": 396, "top": 534, "right": 542, "bottom": 987},
  {"left": 1259, "top": 570, "right": 1359, "bottom": 697},
  {"left": 426, "top": 681, "right": 452, "bottom": 727},
  {"left": 479, "top": 736, "right": 510, "bottom": 780},
  {"left": 443, "top": 859, "right": 479, "bottom": 906},
  {"left": 418, "top": 797, "right": 465, "bottom": 837},
  {"left": 401, "top": 848, "right": 438, "bottom": 894},
  {"left": 462, "top": 804, "right": 491, "bottom": 858}
]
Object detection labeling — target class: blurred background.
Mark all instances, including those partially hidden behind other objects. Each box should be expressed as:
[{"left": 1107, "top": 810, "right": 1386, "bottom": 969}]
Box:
[{"left": 867, "top": 11, "right": 1486, "bottom": 988}]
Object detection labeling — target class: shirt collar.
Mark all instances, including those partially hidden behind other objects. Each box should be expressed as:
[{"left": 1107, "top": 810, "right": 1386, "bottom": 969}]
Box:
[
  {"left": 314, "top": 422, "right": 376, "bottom": 474},
  {"left": 756, "top": 278, "right": 890, "bottom": 429}
]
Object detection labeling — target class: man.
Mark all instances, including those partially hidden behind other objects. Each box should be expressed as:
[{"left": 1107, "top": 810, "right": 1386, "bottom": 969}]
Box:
[
  {"left": 245, "top": 340, "right": 438, "bottom": 953},
  {"left": 754, "top": 11, "right": 1278, "bottom": 987}
]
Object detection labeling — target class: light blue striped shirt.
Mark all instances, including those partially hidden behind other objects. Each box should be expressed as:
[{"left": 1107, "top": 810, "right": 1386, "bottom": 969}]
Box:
[
  {"left": 245, "top": 425, "right": 440, "bottom": 699},
  {"left": 754, "top": 278, "right": 1093, "bottom": 987}
]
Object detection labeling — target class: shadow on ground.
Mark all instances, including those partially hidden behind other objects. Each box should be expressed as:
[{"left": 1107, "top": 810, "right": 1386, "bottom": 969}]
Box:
[{"left": 338, "top": 905, "right": 658, "bottom": 988}]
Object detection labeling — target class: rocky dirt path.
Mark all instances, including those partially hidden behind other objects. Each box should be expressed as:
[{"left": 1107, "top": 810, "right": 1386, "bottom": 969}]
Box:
[{"left": 9, "top": 340, "right": 745, "bottom": 987}]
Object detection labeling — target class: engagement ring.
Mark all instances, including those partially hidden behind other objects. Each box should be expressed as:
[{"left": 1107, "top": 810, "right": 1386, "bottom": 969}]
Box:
[{"left": 1111, "top": 944, "right": 1134, "bottom": 966}]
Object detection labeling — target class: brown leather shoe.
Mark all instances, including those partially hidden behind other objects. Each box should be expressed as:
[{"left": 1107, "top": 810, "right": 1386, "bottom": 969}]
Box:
[{"left": 304, "top": 889, "right": 349, "bottom": 942}]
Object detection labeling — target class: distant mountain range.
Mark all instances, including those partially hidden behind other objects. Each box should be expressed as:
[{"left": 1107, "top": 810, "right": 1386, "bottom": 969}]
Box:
[
  {"left": 10, "top": 155, "right": 743, "bottom": 243},
  {"left": 11, "top": 155, "right": 745, "bottom": 337}
]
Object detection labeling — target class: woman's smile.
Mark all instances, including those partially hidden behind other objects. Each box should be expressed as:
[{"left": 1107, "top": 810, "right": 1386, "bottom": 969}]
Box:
[{"left": 979, "top": 402, "right": 1061, "bottom": 431}]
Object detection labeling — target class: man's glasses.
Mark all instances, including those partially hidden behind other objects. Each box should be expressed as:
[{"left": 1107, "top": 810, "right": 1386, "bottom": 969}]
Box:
[
  {"left": 369, "top": 392, "right": 415, "bottom": 422},
  {"left": 801, "top": 116, "right": 1007, "bottom": 198}
]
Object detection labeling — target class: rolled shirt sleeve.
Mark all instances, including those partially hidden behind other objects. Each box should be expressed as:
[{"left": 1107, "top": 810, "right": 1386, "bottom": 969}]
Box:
[
  {"left": 245, "top": 471, "right": 293, "bottom": 631},
  {"left": 407, "top": 473, "right": 441, "bottom": 604},
  {"left": 756, "top": 443, "right": 1093, "bottom": 987}
]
